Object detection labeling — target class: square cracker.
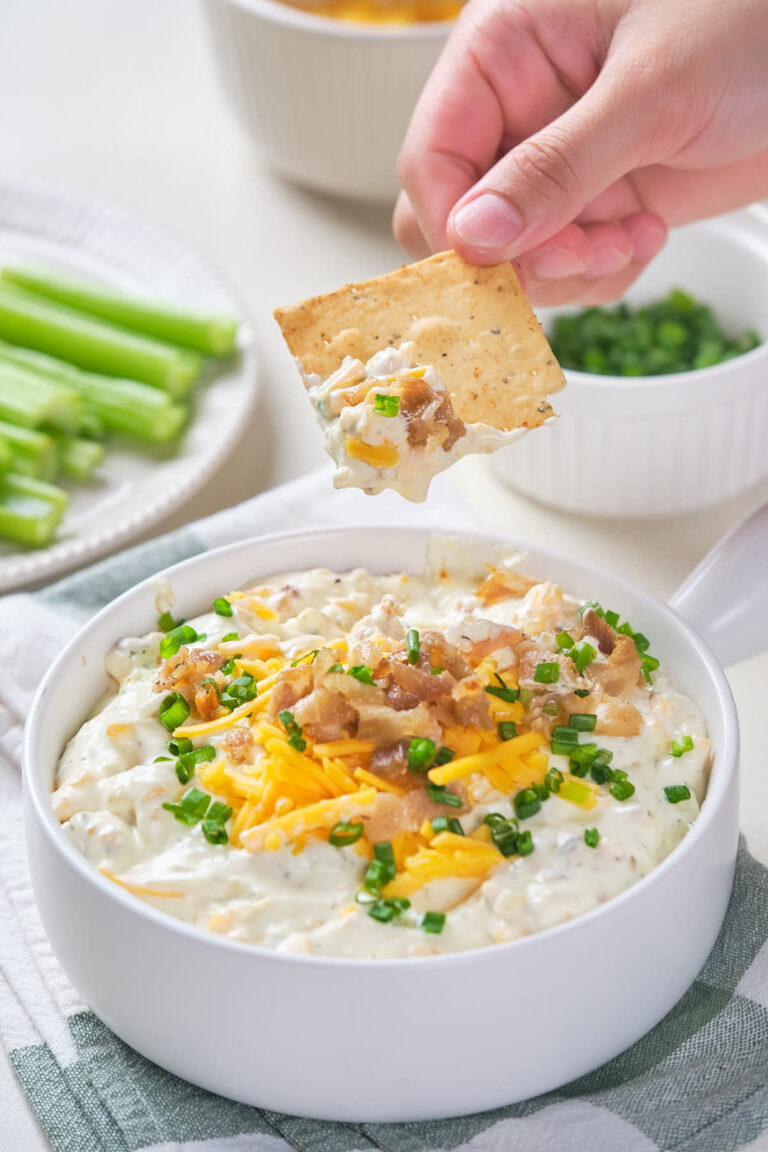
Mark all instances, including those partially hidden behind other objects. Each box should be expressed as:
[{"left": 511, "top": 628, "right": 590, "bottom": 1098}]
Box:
[{"left": 274, "top": 250, "right": 565, "bottom": 431}]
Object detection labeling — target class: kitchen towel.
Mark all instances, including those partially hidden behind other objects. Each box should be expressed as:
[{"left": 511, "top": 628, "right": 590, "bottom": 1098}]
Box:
[{"left": 1, "top": 468, "right": 766, "bottom": 1152}]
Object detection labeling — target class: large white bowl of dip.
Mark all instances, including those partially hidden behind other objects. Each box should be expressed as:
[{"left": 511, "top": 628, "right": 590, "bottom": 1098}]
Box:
[
  {"left": 201, "top": 0, "right": 454, "bottom": 202},
  {"left": 491, "top": 208, "right": 768, "bottom": 517},
  {"left": 23, "top": 507, "right": 768, "bottom": 1121}
]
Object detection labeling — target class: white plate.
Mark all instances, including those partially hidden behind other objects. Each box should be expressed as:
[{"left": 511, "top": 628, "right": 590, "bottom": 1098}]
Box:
[{"left": 0, "top": 178, "right": 258, "bottom": 592}]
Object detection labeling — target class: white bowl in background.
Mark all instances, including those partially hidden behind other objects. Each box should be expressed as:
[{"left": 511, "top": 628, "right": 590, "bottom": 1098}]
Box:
[
  {"left": 491, "top": 208, "right": 768, "bottom": 518},
  {"left": 201, "top": 0, "right": 451, "bottom": 202},
  {"left": 23, "top": 513, "right": 763, "bottom": 1122}
]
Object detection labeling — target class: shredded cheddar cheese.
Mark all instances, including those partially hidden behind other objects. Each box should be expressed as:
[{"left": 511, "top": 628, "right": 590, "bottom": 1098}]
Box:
[{"left": 345, "top": 437, "right": 399, "bottom": 469}]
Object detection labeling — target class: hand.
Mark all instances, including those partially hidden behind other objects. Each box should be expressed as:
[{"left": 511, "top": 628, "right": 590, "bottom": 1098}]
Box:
[{"left": 395, "top": 0, "right": 768, "bottom": 304}]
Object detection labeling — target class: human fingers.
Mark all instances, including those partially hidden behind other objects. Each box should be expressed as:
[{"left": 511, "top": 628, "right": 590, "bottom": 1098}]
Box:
[{"left": 393, "top": 191, "right": 432, "bottom": 260}]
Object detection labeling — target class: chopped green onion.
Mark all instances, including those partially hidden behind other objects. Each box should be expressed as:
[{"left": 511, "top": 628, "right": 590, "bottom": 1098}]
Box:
[
  {"left": 641, "top": 654, "right": 660, "bottom": 682},
  {"left": 568, "top": 743, "right": 599, "bottom": 767},
  {"left": 516, "top": 829, "right": 534, "bottom": 855},
  {"left": 368, "top": 897, "right": 409, "bottom": 922},
  {"left": 348, "top": 665, "right": 374, "bottom": 684},
  {"left": 609, "top": 779, "right": 635, "bottom": 802},
  {"left": 168, "top": 736, "right": 193, "bottom": 757},
  {"left": 221, "top": 631, "right": 239, "bottom": 643},
  {"left": 408, "top": 737, "right": 436, "bottom": 772},
  {"left": 571, "top": 640, "right": 596, "bottom": 675},
  {"left": 162, "top": 787, "right": 210, "bottom": 825},
  {"left": 590, "top": 757, "right": 614, "bottom": 785},
  {"left": 545, "top": 767, "right": 564, "bottom": 794},
  {"left": 291, "top": 649, "right": 318, "bottom": 668},
  {"left": 514, "top": 788, "right": 541, "bottom": 820},
  {"left": 632, "top": 632, "right": 650, "bottom": 654},
  {"left": 422, "top": 911, "right": 446, "bottom": 934},
  {"left": 220, "top": 658, "right": 236, "bottom": 676},
  {"left": 374, "top": 841, "right": 396, "bottom": 871},
  {"left": 497, "top": 720, "right": 518, "bottom": 741},
  {"left": 664, "top": 784, "right": 691, "bottom": 804},
  {"left": 584, "top": 827, "right": 600, "bottom": 848},
  {"left": 542, "top": 702, "right": 559, "bottom": 717},
  {"left": 551, "top": 725, "right": 579, "bottom": 745},
  {"left": 213, "top": 597, "right": 232, "bottom": 617},
  {"left": 485, "top": 677, "right": 520, "bottom": 703},
  {"left": 153, "top": 756, "right": 172, "bottom": 763},
  {"left": 201, "top": 820, "right": 228, "bottom": 845},
  {"left": 159, "top": 623, "right": 199, "bottom": 659},
  {"left": 604, "top": 610, "right": 620, "bottom": 628},
  {"left": 560, "top": 779, "right": 594, "bottom": 806},
  {"left": 426, "top": 784, "right": 462, "bottom": 808},
  {"left": 278, "top": 709, "right": 306, "bottom": 752},
  {"left": 158, "top": 692, "right": 190, "bottom": 732},
  {"left": 364, "top": 850, "right": 396, "bottom": 891},
  {"left": 532, "top": 781, "right": 549, "bottom": 801},
  {"left": 201, "top": 676, "right": 220, "bottom": 701},
  {"left": 434, "top": 746, "right": 454, "bottom": 767},
  {"left": 671, "top": 735, "right": 694, "bottom": 757},
  {"left": 176, "top": 744, "right": 216, "bottom": 784},
  {"left": 431, "top": 816, "right": 464, "bottom": 835},
  {"left": 431, "top": 667, "right": 444, "bottom": 676},
  {"left": 569, "top": 759, "right": 588, "bottom": 778},
  {"left": 484, "top": 812, "right": 520, "bottom": 856},
  {"left": 556, "top": 632, "right": 574, "bottom": 650},
  {"left": 406, "top": 629, "right": 420, "bottom": 665},
  {"left": 574, "top": 688, "right": 590, "bottom": 698},
  {"left": 580, "top": 601, "right": 603, "bottom": 617},
  {"left": 158, "top": 610, "right": 181, "bottom": 632},
  {"left": 533, "top": 662, "right": 560, "bottom": 684},
  {"left": 329, "top": 821, "right": 364, "bottom": 847},
  {"left": 569, "top": 713, "right": 596, "bottom": 732},
  {"left": 373, "top": 393, "right": 400, "bottom": 418},
  {"left": 327, "top": 662, "right": 345, "bottom": 674}
]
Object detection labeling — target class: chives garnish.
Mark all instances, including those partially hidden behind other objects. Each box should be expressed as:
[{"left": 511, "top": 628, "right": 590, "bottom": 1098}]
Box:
[
  {"left": 604, "top": 610, "right": 620, "bottom": 628},
  {"left": 221, "top": 631, "right": 239, "bottom": 643},
  {"left": 291, "top": 649, "right": 318, "bottom": 667},
  {"left": 278, "top": 709, "right": 306, "bottom": 752},
  {"left": 431, "top": 815, "right": 464, "bottom": 835},
  {"left": 568, "top": 743, "right": 599, "bottom": 766},
  {"left": 407, "top": 737, "right": 436, "bottom": 772},
  {"left": 153, "top": 756, "right": 172, "bottom": 762},
  {"left": 159, "top": 623, "right": 199, "bottom": 659},
  {"left": 632, "top": 632, "right": 650, "bottom": 654},
  {"left": 422, "top": 911, "right": 446, "bottom": 934},
  {"left": 485, "top": 675, "right": 519, "bottom": 703},
  {"left": 373, "top": 393, "right": 400, "bottom": 418},
  {"left": 580, "top": 601, "right": 603, "bottom": 617},
  {"left": 364, "top": 848, "right": 396, "bottom": 891},
  {"left": 202, "top": 821, "right": 228, "bottom": 845},
  {"left": 584, "top": 827, "right": 600, "bottom": 848},
  {"left": 168, "top": 736, "right": 193, "bottom": 756},
  {"left": 609, "top": 779, "right": 635, "bottom": 802},
  {"left": 542, "top": 702, "right": 559, "bottom": 717},
  {"left": 329, "top": 821, "right": 364, "bottom": 847},
  {"left": 158, "top": 610, "right": 182, "bottom": 632},
  {"left": 665, "top": 784, "right": 691, "bottom": 804},
  {"left": 556, "top": 631, "right": 574, "bottom": 650},
  {"left": 574, "top": 688, "right": 590, "bottom": 698},
  {"left": 406, "top": 629, "right": 420, "bottom": 665},
  {"left": 569, "top": 759, "right": 588, "bottom": 778},
  {"left": 368, "top": 897, "right": 410, "bottom": 923},
  {"left": 590, "top": 754, "right": 614, "bottom": 785},
  {"left": 514, "top": 787, "right": 541, "bottom": 820},
  {"left": 176, "top": 744, "right": 216, "bottom": 784},
  {"left": 213, "top": 597, "right": 233, "bottom": 617},
  {"left": 532, "top": 780, "right": 549, "bottom": 801},
  {"left": 545, "top": 767, "right": 564, "bottom": 793},
  {"left": 426, "top": 783, "right": 462, "bottom": 808},
  {"left": 533, "top": 662, "right": 560, "bottom": 684},
  {"left": 162, "top": 787, "right": 210, "bottom": 825},
  {"left": 348, "top": 665, "right": 374, "bottom": 684},
  {"left": 431, "top": 666, "right": 444, "bottom": 675},
  {"left": 220, "top": 658, "right": 236, "bottom": 676},
  {"left": 327, "top": 662, "right": 345, "bottom": 674},
  {"left": 434, "top": 746, "right": 454, "bottom": 766},
  {"left": 551, "top": 724, "right": 578, "bottom": 745},
  {"left": 641, "top": 654, "right": 660, "bottom": 682},
  {"left": 497, "top": 720, "right": 518, "bottom": 741},
  {"left": 158, "top": 692, "right": 190, "bottom": 732},
  {"left": 485, "top": 812, "right": 520, "bottom": 856},
  {"left": 516, "top": 829, "right": 534, "bottom": 855},
  {"left": 571, "top": 640, "right": 596, "bottom": 675},
  {"left": 374, "top": 841, "right": 396, "bottom": 873},
  {"left": 569, "top": 713, "right": 596, "bottom": 732},
  {"left": 671, "top": 735, "right": 694, "bottom": 757}
]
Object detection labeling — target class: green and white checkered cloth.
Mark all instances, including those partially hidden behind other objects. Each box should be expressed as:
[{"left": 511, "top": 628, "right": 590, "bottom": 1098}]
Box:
[{"left": 1, "top": 469, "right": 767, "bottom": 1152}]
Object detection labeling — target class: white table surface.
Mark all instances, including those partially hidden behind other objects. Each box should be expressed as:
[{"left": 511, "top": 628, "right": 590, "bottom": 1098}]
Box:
[{"left": 2, "top": 0, "right": 767, "bottom": 1146}]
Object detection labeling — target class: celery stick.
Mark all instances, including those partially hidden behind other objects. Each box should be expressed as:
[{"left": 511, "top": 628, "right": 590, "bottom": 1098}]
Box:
[
  {"left": 0, "top": 346, "right": 186, "bottom": 443},
  {"left": 0, "top": 420, "right": 58, "bottom": 481},
  {"left": 0, "top": 364, "right": 79, "bottom": 431},
  {"left": 0, "top": 439, "right": 11, "bottom": 473},
  {"left": 2, "top": 266, "right": 239, "bottom": 356},
  {"left": 0, "top": 286, "right": 201, "bottom": 398},
  {"left": 53, "top": 435, "right": 105, "bottom": 481},
  {"left": 0, "top": 472, "right": 68, "bottom": 547}
]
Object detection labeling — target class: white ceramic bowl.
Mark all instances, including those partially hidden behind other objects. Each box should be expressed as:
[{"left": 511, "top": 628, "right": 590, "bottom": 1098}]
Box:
[
  {"left": 202, "top": 0, "right": 451, "bottom": 202},
  {"left": 491, "top": 208, "right": 768, "bottom": 517},
  {"left": 25, "top": 520, "right": 757, "bottom": 1122}
]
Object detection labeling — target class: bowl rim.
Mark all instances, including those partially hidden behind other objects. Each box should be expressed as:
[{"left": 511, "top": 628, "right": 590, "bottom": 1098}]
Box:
[
  {"left": 24, "top": 524, "right": 739, "bottom": 972},
  {"left": 217, "top": 0, "right": 457, "bottom": 38}
]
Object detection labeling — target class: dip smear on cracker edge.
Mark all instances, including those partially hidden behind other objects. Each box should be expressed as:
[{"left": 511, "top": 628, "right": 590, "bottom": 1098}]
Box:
[{"left": 274, "top": 251, "right": 566, "bottom": 502}]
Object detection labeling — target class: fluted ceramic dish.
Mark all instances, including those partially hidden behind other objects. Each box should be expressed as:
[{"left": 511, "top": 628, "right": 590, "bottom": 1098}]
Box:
[
  {"left": 23, "top": 506, "right": 768, "bottom": 1121},
  {"left": 0, "top": 179, "right": 258, "bottom": 591}
]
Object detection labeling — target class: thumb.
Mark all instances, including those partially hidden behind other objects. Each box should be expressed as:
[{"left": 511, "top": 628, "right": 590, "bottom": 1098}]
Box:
[{"left": 447, "top": 63, "right": 654, "bottom": 263}]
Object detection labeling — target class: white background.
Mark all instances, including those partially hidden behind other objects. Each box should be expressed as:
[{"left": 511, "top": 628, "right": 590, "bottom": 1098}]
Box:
[{"left": 1, "top": 0, "right": 767, "bottom": 1146}]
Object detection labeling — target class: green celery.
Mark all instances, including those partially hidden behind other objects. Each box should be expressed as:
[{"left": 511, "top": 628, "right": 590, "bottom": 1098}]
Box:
[
  {"left": 0, "top": 363, "right": 79, "bottom": 431},
  {"left": 0, "top": 420, "right": 58, "bottom": 480},
  {"left": 0, "top": 472, "right": 68, "bottom": 547},
  {"left": 53, "top": 435, "right": 106, "bottom": 481}
]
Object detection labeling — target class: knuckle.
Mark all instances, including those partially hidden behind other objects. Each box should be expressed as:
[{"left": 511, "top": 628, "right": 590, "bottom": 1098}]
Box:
[{"left": 512, "top": 130, "right": 582, "bottom": 203}]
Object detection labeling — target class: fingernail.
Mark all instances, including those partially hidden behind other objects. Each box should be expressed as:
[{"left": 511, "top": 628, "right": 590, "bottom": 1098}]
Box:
[
  {"left": 531, "top": 246, "right": 589, "bottom": 279},
  {"left": 633, "top": 224, "right": 667, "bottom": 264},
  {"left": 452, "top": 193, "right": 523, "bottom": 253},
  {"left": 583, "top": 245, "right": 631, "bottom": 280}
]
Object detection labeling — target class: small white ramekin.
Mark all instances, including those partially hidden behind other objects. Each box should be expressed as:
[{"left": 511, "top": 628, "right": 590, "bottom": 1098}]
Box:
[
  {"left": 201, "top": 0, "right": 451, "bottom": 202},
  {"left": 491, "top": 207, "right": 768, "bottom": 517}
]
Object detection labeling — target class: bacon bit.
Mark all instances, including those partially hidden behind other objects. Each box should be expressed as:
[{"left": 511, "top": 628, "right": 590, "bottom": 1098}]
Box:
[
  {"left": 362, "top": 786, "right": 469, "bottom": 844},
  {"left": 588, "top": 634, "right": 642, "bottom": 697},
  {"left": 582, "top": 608, "right": 616, "bottom": 656},
  {"left": 268, "top": 664, "right": 314, "bottom": 719},
  {"left": 594, "top": 699, "right": 643, "bottom": 737},
  {"left": 156, "top": 646, "right": 226, "bottom": 719},
  {"left": 476, "top": 565, "right": 537, "bottom": 606},
  {"left": 399, "top": 377, "right": 466, "bottom": 452},
  {"left": 224, "top": 726, "right": 255, "bottom": 765}
]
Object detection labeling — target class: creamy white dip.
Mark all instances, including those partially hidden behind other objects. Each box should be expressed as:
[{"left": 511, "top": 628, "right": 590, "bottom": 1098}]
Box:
[
  {"left": 54, "top": 540, "right": 708, "bottom": 959},
  {"left": 301, "top": 342, "right": 529, "bottom": 502}
]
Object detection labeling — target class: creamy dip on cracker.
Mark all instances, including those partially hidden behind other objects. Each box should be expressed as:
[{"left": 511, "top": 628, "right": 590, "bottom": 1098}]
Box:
[{"left": 53, "top": 539, "right": 708, "bottom": 959}]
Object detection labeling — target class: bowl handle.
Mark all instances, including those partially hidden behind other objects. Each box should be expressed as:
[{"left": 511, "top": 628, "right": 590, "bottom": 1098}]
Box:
[{"left": 670, "top": 501, "right": 768, "bottom": 667}]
